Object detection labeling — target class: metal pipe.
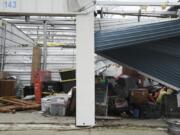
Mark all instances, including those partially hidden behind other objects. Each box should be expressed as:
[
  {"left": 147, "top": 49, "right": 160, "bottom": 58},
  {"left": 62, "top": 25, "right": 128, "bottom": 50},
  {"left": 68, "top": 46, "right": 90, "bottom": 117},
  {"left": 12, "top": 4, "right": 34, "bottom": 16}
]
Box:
[
  {"left": 100, "top": 11, "right": 177, "bottom": 18},
  {"left": 42, "top": 21, "right": 47, "bottom": 70},
  {"left": 96, "top": 1, "right": 180, "bottom": 6},
  {"left": 1, "top": 21, "right": 6, "bottom": 71},
  {"left": 0, "top": 11, "right": 87, "bottom": 17}
]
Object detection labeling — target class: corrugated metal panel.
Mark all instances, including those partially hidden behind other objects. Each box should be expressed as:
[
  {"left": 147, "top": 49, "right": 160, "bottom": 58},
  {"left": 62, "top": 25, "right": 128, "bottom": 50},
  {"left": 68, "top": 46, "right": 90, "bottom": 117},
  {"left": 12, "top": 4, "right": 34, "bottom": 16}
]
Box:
[
  {"left": 0, "top": 21, "right": 76, "bottom": 86},
  {"left": 4, "top": 47, "right": 76, "bottom": 86},
  {"left": 95, "top": 19, "right": 180, "bottom": 52},
  {"left": 94, "top": 18, "right": 171, "bottom": 31},
  {"left": 95, "top": 19, "right": 180, "bottom": 90}
]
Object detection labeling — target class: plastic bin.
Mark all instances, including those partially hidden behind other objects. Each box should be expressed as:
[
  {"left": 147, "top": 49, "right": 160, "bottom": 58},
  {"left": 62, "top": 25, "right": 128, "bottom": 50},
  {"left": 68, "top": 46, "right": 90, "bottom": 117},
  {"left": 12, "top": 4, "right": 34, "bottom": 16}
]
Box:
[
  {"left": 50, "top": 102, "right": 66, "bottom": 116},
  {"left": 41, "top": 96, "right": 52, "bottom": 113}
]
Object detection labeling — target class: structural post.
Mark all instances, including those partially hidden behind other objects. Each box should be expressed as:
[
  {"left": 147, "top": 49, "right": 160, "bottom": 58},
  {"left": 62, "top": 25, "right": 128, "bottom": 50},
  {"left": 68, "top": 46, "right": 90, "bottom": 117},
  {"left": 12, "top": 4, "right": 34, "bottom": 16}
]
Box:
[
  {"left": 0, "top": 21, "right": 6, "bottom": 71},
  {"left": 43, "top": 21, "right": 47, "bottom": 70},
  {"left": 76, "top": 13, "right": 95, "bottom": 126}
]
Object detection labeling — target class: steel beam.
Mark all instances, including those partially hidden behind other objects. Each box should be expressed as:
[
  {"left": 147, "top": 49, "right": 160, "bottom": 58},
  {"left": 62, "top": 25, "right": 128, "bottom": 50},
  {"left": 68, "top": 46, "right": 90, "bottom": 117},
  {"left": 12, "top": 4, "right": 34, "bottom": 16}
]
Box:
[
  {"left": 100, "top": 11, "right": 177, "bottom": 17},
  {"left": 0, "top": 0, "right": 90, "bottom": 16},
  {"left": 96, "top": 1, "right": 180, "bottom": 6},
  {"left": 0, "top": 21, "right": 6, "bottom": 71},
  {"left": 76, "top": 13, "right": 95, "bottom": 126},
  {"left": 42, "top": 21, "right": 47, "bottom": 70}
]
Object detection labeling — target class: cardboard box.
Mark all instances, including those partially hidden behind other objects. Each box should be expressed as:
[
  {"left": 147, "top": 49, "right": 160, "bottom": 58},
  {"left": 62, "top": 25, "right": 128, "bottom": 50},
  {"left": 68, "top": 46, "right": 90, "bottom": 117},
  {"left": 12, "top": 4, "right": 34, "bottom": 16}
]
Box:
[
  {"left": 130, "top": 88, "right": 149, "bottom": 105},
  {"left": 0, "top": 80, "right": 16, "bottom": 97},
  {"left": 0, "top": 72, "right": 9, "bottom": 80}
]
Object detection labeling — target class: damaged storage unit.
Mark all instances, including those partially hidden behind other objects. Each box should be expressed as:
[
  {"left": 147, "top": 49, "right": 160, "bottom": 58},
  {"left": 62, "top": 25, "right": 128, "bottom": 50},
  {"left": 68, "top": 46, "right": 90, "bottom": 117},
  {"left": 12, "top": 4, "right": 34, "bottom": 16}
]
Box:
[
  {"left": 95, "top": 19, "right": 180, "bottom": 91},
  {"left": 94, "top": 18, "right": 180, "bottom": 119}
]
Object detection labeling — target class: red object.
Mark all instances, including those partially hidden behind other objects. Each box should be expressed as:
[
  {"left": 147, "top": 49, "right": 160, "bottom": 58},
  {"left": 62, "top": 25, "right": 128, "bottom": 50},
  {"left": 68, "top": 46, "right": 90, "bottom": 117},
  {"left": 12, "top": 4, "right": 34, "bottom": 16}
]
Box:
[
  {"left": 33, "top": 70, "right": 51, "bottom": 104},
  {"left": 33, "top": 70, "right": 51, "bottom": 83},
  {"left": 34, "top": 79, "right": 42, "bottom": 104}
]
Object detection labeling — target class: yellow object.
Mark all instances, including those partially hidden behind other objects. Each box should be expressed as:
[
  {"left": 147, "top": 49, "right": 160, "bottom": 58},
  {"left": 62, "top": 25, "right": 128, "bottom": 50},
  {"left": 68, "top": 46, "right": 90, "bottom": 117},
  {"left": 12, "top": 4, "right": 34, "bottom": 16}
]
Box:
[
  {"left": 156, "top": 88, "right": 174, "bottom": 103},
  {"left": 59, "top": 68, "right": 75, "bottom": 73},
  {"left": 141, "top": 6, "right": 148, "bottom": 11},
  {"left": 37, "top": 42, "right": 66, "bottom": 47},
  {"left": 47, "top": 42, "right": 65, "bottom": 47},
  {"left": 161, "top": 2, "right": 168, "bottom": 10},
  {"left": 61, "top": 79, "right": 76, "bottom": 83}
]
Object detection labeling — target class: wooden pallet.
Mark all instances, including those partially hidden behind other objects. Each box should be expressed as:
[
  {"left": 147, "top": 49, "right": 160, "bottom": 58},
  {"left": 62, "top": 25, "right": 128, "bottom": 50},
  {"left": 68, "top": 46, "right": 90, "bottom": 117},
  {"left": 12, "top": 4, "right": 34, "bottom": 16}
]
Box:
[{"left": 0, "top": 97, "right": 40, "bottom": 113}]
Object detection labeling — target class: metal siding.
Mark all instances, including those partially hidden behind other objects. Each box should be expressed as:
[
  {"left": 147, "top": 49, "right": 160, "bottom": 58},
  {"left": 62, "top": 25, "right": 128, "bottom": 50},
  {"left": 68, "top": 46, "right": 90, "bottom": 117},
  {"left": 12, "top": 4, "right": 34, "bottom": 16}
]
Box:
[
  {"left": 4, "top": 47, "right": 76, "bottom": 86},
  {"left": 1, "top": 22, "right": 76, "bottom": 86},
  {"left": 95, "top": 19, "right": 180, "bottom": 90},
  {"left": 95, "top": 19, "right": 180, "bottom": 51}
]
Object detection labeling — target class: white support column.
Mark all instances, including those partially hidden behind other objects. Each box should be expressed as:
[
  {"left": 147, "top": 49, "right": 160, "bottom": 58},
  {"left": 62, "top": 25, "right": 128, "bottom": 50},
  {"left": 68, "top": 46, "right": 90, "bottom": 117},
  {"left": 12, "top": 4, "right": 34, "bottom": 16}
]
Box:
[{"left": 76, "top": 13, "right": 95, "bottom": 126}]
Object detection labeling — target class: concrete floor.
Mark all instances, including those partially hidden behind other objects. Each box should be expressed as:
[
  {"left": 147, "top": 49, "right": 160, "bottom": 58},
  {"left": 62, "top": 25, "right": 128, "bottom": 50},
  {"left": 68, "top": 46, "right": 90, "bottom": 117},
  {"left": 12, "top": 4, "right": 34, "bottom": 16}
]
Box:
[
  {"left": 0, "top": 111, "right": 170, "bottom": 135},
  {"left": 0, "top": 128, "right": 169, "bottom": 135}
]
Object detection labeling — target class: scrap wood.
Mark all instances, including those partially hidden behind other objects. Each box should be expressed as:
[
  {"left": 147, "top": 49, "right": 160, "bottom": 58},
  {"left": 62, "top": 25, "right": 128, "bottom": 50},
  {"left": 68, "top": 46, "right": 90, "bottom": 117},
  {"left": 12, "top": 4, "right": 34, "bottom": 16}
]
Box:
[
  {"left": 0, "top": 104, "right": 40, "bottom": 113},
  {"left": 0, "top": 97, "right": 40, "bottom": 113},
  {"left": 0, "top": 105, "right": 17, "bottom": 113},
  {"left": 0, "top": 98, "right": 26, "bottom": 106},
  {"left": 4, "top": 97, "right": 36, "bottom": 105}
]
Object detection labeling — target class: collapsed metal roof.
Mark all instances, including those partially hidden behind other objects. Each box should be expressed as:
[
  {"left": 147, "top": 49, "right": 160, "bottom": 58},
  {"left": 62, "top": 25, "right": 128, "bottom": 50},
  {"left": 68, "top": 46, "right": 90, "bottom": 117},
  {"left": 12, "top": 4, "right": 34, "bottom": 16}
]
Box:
[{"left": 95, "top": 19, "right": 180, "bottom": 90}]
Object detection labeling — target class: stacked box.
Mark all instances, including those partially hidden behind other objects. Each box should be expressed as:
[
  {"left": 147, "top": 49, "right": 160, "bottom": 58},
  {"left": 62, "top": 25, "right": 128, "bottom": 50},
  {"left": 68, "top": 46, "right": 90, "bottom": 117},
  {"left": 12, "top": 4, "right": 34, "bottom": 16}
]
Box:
[{"left": 0, "top": 80, "right": 16, "bottom": 97}]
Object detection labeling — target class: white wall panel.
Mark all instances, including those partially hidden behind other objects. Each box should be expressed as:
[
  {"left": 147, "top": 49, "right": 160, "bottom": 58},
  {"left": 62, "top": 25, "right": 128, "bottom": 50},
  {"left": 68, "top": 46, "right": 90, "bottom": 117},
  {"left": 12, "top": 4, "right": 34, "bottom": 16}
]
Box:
[
  {"left": 0, "top": 0, "right": 78, "bottom": 14},
  {"left": 4, "top": 47, "right": 76, "bottom": 85},
  {"left": 0, "top": 21, "right": 76, "bottom": 86}
]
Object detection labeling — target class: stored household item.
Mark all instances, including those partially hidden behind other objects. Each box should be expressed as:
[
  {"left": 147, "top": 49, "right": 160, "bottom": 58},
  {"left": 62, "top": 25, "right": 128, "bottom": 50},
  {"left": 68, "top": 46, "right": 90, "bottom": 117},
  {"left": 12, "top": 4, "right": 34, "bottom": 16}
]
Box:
[
  {"left": 0, "top": 80, "right": 16, "bottom": 97},
  {"left": 50, "top": 102, "right": 66, "bottom": 116},
  {"left": 23, "top": 95, "right": 35, "bottom": 100},
  {"left": 0, "top": 72, "right": 9, "bottom": 80},
  {"left": 141, "top": 103, "right": 161, "bottom": 118},
  {"left": 66, "top": 87, "right": 76, "bottom": 116},
  {"left": 23, "top": 86, "right": 34, "bottom": 97},
  {"left": 16, "top": 78, "right": 24, "bottom": 99},
  {"left": 41, "top": 96, "right": 52, "bottom": 113},
  {"left": 95, "top": 82, "right": 108, "bottom": 116},
  {"left": 42, "top": 94, "right": 69, "bottom": 115},
  {"left": 61, "top": 80, "right": 76, "bottom": 93},
  {"left": 130, "top": 88, "right": 149, "bottom": 105},
  {"left": 59, "top": 69, "right": 75, "bottom": 81},
  {"left": 163, "top": 94, "right": 180, "bottom": 118},
  {"left": 49, "top": 95, "right": 69, "bottom": 116},
  {"left": 133, "top": 108, "right": 140, "bottom": 119},
  {"left": 42, "top": 81, "right": 62, "bottom": 93},
  {"left": 114, "top": 75, "right": 138, "bottom": 98},
  {"left": 156, "top": 87, "right": 174, "bottom": 103},
  {"left": 108, "top": 96, "right": 129, "bottom": 116}
]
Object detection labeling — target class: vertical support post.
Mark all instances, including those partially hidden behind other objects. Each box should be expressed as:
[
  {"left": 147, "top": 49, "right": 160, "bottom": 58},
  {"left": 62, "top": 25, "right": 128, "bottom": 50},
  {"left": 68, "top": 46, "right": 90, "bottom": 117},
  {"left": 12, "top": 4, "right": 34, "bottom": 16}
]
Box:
[
  {"left": 76, "top": 13, "right": 95, "bottom": 126},
  {"left": 1, "top": 21, "right": 6, "bottom": 71},
  {"left": 138, "top": 9, "right": 141, "bottom": 22},
  {"left": 43, "top": 20, "right": 47, "bottom": 70}
]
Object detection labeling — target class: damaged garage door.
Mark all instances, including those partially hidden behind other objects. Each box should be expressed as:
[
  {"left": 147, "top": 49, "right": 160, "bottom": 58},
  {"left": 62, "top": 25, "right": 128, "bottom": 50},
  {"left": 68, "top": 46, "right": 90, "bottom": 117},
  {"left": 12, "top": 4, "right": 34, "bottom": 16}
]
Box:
[{"left": 95, "top": 19, "right": 180, "bottom": 90}]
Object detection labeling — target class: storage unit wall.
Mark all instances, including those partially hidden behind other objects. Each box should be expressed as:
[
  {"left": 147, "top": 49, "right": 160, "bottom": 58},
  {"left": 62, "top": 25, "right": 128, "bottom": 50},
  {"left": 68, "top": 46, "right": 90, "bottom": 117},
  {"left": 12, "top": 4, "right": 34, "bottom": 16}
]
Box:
[
  {"left": 4, "top": 46, "right": 76, "bottom": 86},
  {"left": 1, "top": 21, "right": 76, "bottom": 86}
]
